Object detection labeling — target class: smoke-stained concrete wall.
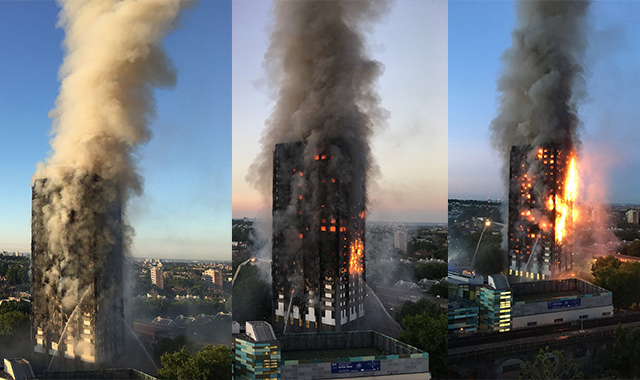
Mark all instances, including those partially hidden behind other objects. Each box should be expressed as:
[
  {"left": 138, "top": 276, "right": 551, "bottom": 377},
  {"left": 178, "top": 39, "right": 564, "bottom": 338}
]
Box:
[
  {"left": 31, "top": 0, "right": 185, "bottom": 364},
  {"left": 32, "top": 176, "right": 124, "bottom": 363}
]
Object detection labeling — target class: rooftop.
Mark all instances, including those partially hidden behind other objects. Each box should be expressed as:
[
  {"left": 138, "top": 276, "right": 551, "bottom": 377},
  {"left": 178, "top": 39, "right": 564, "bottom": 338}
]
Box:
[
  {"left": 511, "top": 278, "right": 611, "bottom": 303},
  {"left": 282, "top": 347, "right": 383, "bottom": 361},
  {"left": 246, "top": 321, "right": 277, "bottom": 342},
  {"left": 2, "top": 358, "right": 34, "bottom": 380},
  {"left": 487, "top": 274, "right": 510, "bottom": 291}
]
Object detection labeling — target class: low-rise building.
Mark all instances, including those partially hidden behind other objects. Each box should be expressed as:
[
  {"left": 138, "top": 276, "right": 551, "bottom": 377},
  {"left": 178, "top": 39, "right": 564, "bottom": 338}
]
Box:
[
  {"left": 1, "top": 358, "right": 34, "bottom": 380},
  {"left": 510, "top": 278, "right": 613, "bottom": 329},
  {"left": 233, "top": 321, "right": 430, "bottom": 379},
  {"left": 448, "top": 271, "right": 483, "bottom": 301},
  {"left": 233, "top": 321, "right": 281, "bottom": 379},
  {"left": 448, "top": 300, "right": 479, "bottom": 336}
]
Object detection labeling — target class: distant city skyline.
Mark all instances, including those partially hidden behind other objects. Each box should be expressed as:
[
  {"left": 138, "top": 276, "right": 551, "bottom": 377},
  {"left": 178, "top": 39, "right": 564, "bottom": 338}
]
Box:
[
  {"left": 449, "top": 1, "right": 640, "bottom": 205},
  {"left": 0, "top": 1, "right": 231, "bottom": 260},
  {"left": 232, "top": 0, "right": 448, "bottom": 224}
]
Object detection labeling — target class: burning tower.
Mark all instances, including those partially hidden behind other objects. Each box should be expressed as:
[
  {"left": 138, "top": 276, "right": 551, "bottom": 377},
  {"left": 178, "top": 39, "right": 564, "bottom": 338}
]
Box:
[
  {"left": 272, "top": 142, "right": 366, "bottom": 333},
  {"left": 31, "top": 176, "right": 124, "bottom": 364},
  {"left": 489, "top": 1, "right": 589, "bottom": 282},
  {"left": 248, "top": 0, "right": 386, "bottom": 334},
  {"left": 29, "top": 0, "right": 184, "bottom": 367},
  {"left": 508, "top": 145, "right": 577, "bottom": 281}
]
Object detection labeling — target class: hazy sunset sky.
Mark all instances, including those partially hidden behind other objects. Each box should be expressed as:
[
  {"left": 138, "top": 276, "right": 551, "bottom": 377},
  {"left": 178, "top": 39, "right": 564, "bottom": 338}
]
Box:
[{"left": 232, "top": 0, "right": 448, "bottom": 223}]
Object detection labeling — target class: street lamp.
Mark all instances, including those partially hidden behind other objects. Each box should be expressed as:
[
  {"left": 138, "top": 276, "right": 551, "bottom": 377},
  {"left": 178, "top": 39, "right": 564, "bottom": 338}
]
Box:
[{"left": 471, "top": 219, "right": 491, "bottom": 268}]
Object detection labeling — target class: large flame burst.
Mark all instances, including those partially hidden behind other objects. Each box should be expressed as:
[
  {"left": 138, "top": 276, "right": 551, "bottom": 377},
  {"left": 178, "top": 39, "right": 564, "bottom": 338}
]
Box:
[
  {"left": 349, "top": 238, "right": 364, "bottom": 275},
  {"left": 549, "top": 155, "right": 578, "bottom": 244}
]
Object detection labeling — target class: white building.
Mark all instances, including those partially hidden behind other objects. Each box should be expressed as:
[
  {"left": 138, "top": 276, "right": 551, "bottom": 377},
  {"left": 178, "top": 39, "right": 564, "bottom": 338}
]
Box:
[{"left": 510, "top": 278, "right": 613, "bottom": 329}]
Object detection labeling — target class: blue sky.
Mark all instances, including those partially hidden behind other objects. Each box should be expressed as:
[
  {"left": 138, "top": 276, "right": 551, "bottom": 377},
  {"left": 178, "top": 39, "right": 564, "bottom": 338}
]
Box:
[
  {"left": 0, "top": 1, "right": 231, "bottom": 260},
  {"left": 449, "top": 1, "right": 640, "bottom": 205},
  {"left": 232, "top": 0, "right": 448, "bottom": 223}
]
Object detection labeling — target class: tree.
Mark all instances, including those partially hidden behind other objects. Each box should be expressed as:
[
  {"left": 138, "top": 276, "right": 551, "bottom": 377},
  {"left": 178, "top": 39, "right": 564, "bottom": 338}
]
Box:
[
  {"left": 467, "top": 231, "right": 505, "bottom": 275},
  {"left": 591, "top": 256, "right": 640, "bottom": 309},
  {"left": 431, "top": 247, "right": 448, "bottom": 261},
  {"left": 187, "top": 282, "right": 209, "bottom": 298},
  {"left": 0, "top": 300, "right": 29, "bottom": 314},
  {"left": 609, "top": 325, "right": 640, "bottom": 377},
  {"left": 429, "top": 281, "right": 448, "bottom": 299},
  {"left": 0, "top": 310, "right": 29, "bottom": 337},
  {"left": 5, "top": 265, "right": 26, "bottom": 285},
  {"left": 232, "top": 265, "right": 271, "bottom": 323},
  {"left": 158, "top": 345, "right": 232, "bottom": 380},
  {"left": 232, "top": 227, "right": 250, "bottom": 243},
  {"left": 413, "top": 262, "right": 447, "bottom": 281},
  {"left": 154, "top": 335, "right": 194, "bottom": 362},
  {"left": 520, "top": 346, "right": 582, "bottom": 380},
  {"left": 473, "top": 244, "right": 506, "bottom": 275},
  {"left": 619, "top": 240, "right": 640, "bottom": 257},
  {"left": 396, "top": 299, "right": 447, "bottom": 379},
  {"left": 614, "top": 229, "right": 640, "bottom": 242},
  {"left": 394, "top": 298, "right": 442, "bottom": 325}
]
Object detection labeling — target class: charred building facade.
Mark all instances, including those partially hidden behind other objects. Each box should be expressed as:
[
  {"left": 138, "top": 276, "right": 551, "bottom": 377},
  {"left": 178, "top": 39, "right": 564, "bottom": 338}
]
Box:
[
  {"left": 508, "top": 145, "right": 574, "bottom": 281},
  {"left": 272, "top": 142, "right": 366, "bottom": 334},
  {"left": 31, "top": 176, "right": 124, "bottom": 365}
]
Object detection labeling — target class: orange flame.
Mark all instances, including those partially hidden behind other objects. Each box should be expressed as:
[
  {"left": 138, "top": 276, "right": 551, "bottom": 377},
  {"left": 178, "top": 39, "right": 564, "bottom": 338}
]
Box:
[
  {"left": 349, "top": 238, "right": 364, "bottom": 275},
  {"left": 554, "top": 155, "right": 577, "bottom": 244}
]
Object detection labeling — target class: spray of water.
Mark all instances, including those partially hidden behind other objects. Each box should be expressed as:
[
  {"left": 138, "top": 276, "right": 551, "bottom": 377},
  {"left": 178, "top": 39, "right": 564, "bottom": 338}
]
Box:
[
  {"left": 364, "top": 281, "right": 401, "bottom": 331},
  {"left": 47, "top": 285, "right": 92, "bottom": 371},
  {"left": 121, "top": 317, "right": 158, "bottom": 371}
]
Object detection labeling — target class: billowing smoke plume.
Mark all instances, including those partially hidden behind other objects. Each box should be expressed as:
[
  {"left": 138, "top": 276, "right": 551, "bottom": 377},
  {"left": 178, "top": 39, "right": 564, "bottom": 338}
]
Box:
[
  {"left": 490, "top": 1, "right": 590, "bottom": 163},
  {"left": 489, "top": 1, "right": 591, "bottom": 280},
  {"left": 247, "top": 0, "right": 390, "bottom": 264},
  {"left": 31, "top": 0, "right": 185, "bottom": 360}
]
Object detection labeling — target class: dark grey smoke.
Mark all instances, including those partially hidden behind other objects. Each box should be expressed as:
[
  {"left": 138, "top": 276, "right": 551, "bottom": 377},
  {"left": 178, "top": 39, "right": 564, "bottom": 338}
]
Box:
[
  {"left": 247, "top": 0, "right": 390, "bottom": 259},
  {"left": 489, "top": 1, "right": 591, "bottom": 272},
  {"left": 490, "top": 1, "right": 590, "bottom": 167}
]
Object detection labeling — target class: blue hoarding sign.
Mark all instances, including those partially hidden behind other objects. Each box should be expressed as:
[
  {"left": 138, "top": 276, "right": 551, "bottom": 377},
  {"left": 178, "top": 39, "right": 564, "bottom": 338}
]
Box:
[
  {"left": 331, "top": 360, "right": 381, "bottom": 373},
  {"left": 548, "top": 298, "right": 581, "bottom": 309}
]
